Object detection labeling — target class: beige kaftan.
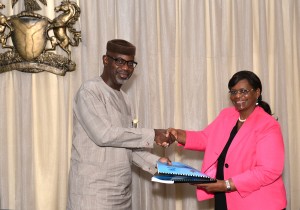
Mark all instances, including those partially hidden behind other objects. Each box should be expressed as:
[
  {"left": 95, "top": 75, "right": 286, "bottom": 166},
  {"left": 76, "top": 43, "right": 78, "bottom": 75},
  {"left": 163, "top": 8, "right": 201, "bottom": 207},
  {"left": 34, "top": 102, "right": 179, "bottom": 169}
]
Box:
[{"left": 67, "top": 77, "right": 159, "bottom": 210}]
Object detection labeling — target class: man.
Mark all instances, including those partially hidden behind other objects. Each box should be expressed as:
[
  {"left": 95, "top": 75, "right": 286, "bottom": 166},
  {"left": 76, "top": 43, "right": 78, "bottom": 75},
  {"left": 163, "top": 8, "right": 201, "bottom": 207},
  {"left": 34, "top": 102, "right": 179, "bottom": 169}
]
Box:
[{"left": 67, "top": 39, "right": 172, "bottom": 210}]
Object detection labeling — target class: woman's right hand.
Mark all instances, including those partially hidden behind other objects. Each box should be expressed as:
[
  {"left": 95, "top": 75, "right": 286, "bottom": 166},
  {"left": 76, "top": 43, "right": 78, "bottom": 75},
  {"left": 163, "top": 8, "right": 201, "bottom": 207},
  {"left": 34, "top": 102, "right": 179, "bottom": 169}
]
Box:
[{"left": 166, "top": 128, "right": 186, "bottom": 145}]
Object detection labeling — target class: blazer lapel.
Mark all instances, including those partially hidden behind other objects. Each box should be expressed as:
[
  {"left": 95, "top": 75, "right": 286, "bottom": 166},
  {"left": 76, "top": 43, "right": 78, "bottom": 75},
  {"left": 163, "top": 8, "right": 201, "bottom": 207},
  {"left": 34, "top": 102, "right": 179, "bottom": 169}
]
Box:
[
  {"left": 226, "top": 107, "right": 261, "bottom": 157},
  {"left": 207, "top": 109, "right": 239, "bottom": 168}
]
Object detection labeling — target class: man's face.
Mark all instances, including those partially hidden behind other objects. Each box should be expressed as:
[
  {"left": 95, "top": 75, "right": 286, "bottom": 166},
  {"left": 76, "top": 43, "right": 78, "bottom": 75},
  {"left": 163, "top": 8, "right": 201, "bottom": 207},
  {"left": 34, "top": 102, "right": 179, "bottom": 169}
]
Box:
[{"left": 103, "top": 52, "right": 136, "bottom": 89}]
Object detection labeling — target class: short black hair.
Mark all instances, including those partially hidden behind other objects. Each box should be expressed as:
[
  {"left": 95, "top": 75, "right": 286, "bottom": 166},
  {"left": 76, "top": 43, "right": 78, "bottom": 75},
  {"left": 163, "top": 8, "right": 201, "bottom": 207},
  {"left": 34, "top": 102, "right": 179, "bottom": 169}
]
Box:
[{"left": 228, "top": 70, "right": 272, "bottom": 115}]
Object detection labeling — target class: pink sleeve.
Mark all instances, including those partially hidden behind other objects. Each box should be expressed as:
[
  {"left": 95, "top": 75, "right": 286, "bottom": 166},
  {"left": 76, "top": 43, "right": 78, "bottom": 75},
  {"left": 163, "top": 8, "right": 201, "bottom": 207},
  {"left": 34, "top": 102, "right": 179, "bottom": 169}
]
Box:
[
  {"left": 183, "top": 109, "right": 230, "bottom": 151},
  {"left": 184, "top": 130, "right": 208, "bottom": 151}
]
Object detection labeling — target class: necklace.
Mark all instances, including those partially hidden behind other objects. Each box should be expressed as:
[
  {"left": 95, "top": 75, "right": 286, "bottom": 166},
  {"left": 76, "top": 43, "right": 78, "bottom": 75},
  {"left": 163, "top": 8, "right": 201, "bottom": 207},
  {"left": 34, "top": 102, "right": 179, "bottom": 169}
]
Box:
[{"left": 238, "top": 116, "right": 246, "bottom": 122}]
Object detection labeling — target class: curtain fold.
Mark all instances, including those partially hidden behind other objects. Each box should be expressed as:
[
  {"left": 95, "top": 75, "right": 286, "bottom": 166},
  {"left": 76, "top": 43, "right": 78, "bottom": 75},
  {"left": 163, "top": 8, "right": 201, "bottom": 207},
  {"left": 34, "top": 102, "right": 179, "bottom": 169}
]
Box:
[{"left": 0, "top": 0, "right": 298, "bottom": 209}]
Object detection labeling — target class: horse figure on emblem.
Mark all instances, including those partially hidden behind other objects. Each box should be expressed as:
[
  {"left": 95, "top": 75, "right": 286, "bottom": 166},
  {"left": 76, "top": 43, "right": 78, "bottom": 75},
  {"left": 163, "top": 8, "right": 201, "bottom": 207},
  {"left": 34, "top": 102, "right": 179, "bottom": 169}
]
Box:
[
  {"left": 0, "top": 3, "right": 13, "bottom": 49},
  {"left": 45, "top": 0, "right": 81, "bottom": 60}
]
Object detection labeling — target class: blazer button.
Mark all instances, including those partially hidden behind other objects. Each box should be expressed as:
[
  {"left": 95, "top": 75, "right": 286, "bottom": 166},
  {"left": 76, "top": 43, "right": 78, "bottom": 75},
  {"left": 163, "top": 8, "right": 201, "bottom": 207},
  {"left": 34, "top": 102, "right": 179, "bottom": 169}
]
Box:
[{"left": 225, "top": 163, "right": 229, "bottom": 168}]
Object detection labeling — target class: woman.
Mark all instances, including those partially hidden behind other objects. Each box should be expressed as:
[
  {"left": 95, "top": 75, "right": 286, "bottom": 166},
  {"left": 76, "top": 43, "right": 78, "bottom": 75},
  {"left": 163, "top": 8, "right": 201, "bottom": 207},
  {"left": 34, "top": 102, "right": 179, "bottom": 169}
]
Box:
[{"left": 168, "top": 70, "right": 287, "bottom": 210}]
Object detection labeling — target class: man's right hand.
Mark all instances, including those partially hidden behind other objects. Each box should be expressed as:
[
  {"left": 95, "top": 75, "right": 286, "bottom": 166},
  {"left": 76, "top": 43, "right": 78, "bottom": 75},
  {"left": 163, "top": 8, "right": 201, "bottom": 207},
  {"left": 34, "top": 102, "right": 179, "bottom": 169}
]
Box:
[
  {"left": 154, "top": 129, "right": 176, "bottom": 147},
  {"left": 166, "top": 128, "right": 186, "bottom": 145}
]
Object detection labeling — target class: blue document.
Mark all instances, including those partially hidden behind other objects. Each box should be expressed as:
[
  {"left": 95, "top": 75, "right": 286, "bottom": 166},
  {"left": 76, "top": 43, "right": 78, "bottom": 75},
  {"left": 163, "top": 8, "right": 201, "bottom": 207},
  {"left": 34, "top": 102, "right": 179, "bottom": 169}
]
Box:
[{"left": 152, "top": 161, "right": 216, "bottom": 184}]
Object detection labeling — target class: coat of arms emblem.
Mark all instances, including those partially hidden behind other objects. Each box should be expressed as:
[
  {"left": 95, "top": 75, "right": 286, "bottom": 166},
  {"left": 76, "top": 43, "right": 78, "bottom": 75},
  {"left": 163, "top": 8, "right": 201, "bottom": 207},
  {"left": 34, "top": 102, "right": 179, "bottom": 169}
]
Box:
[{"left": 0, "top": 0, "right": 81, "bottom": 75}]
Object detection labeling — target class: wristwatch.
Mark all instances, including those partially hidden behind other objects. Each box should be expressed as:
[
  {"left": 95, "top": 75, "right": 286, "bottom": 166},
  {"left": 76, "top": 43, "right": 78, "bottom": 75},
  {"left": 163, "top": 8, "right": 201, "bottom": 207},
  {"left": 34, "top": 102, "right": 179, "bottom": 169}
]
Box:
[{"left": 225, "top": 180, "right": 231, "bottom": 191}]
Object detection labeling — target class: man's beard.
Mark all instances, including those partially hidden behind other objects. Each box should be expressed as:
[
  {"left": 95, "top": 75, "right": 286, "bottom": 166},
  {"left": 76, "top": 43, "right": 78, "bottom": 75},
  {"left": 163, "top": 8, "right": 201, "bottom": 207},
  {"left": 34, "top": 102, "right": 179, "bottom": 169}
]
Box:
[
  {"left": 116, "top": 77, "right": 128, "bottom": 85},
  {"left": 115, "top": 69, "right": 132, "bottom": 85}
]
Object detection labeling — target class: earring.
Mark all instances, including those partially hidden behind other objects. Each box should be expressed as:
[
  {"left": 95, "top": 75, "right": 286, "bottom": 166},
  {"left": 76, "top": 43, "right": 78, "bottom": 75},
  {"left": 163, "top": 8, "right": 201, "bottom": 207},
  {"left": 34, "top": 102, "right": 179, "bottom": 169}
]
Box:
[{"left": 256, "top": 98, "right": 259, "bottom": 105}]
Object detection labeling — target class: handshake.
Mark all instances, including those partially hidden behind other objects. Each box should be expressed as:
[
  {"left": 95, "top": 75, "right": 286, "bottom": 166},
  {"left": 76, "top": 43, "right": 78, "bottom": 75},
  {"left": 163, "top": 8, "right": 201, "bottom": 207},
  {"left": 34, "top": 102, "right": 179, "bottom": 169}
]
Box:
[{"left": 154, "top": 128, "right": 184, "bottom": 147}]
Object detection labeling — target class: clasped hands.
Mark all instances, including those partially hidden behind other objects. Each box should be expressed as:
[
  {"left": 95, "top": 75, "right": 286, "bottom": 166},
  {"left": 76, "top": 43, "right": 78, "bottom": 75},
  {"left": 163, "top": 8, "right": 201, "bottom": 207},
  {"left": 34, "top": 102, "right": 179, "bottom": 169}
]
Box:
[{"left": 154, "top": 128, "right": 177, "bottom": 148}]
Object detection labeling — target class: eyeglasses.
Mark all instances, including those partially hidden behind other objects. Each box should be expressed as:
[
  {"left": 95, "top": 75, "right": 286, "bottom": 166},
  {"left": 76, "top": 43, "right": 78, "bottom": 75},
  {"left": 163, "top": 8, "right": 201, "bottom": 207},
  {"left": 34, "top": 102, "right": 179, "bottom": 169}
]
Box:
[
  {"left": 229, "top": 88, "right": 254, "bottom": 96},
  {"left": 106, "top": 54, "right": 138, "bottom": 68}
]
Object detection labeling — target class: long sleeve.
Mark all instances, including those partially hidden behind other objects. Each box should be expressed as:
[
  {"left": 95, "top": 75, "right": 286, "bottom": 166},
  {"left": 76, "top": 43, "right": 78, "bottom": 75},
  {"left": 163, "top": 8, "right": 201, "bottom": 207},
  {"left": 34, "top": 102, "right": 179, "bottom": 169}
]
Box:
[
  {"left": 73, "top": 81, "right": 154, "bottom": 149},
  {"left": 132, "top": 149, "right": 160, "bottom": 174}
]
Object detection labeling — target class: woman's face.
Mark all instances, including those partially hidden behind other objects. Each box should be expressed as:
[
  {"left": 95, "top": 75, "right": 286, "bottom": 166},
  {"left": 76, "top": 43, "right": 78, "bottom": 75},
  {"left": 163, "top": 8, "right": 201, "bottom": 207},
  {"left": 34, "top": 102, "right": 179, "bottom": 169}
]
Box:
[{"left": 229, "top": 79, "right": 260, "bottom": 112}]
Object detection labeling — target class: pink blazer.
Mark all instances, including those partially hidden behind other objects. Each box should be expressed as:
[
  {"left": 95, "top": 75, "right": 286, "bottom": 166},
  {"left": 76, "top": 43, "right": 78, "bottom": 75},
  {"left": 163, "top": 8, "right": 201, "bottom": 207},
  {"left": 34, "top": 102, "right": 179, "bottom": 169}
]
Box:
[{"left": 184, "top": 106, "right": 287, "bottom": 210}]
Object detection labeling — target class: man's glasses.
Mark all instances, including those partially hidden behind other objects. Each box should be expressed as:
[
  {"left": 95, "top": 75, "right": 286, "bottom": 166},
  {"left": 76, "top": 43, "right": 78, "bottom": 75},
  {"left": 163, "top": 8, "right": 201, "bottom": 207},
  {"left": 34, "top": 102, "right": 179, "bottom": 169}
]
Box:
[
  {"left": 229, "top": 88, "right": 254, "bottom": 96},
  {"left": 106, "top": 54, "right": 138, "bottom": 68}
]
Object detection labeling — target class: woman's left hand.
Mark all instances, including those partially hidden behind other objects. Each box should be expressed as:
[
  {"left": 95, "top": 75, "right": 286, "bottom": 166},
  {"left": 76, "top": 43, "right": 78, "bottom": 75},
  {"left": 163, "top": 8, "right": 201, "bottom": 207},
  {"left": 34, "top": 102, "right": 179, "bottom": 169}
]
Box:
[{"left": 192, "top": 180, "right": 228, "bottom": 193}]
